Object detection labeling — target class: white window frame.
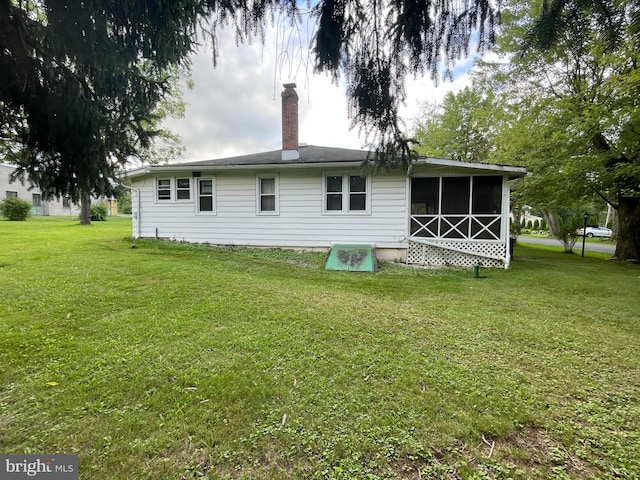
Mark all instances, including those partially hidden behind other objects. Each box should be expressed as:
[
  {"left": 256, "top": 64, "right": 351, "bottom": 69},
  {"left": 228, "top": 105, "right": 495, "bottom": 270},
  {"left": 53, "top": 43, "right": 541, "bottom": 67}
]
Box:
[
  {"left": 175, "top": 177, "right": 192, "bottom": 202},
  {"left": 322, "top": 172, "right": 371, "bottom": 215},
  {"left": 156, "top": 178, "right": 172, "bottom": 202},
  {"left": 196, "top": 177, "right": 216, "bottom": 215},
  {"left": 256, "top": 174, "right": 279, "bottom": 215}
]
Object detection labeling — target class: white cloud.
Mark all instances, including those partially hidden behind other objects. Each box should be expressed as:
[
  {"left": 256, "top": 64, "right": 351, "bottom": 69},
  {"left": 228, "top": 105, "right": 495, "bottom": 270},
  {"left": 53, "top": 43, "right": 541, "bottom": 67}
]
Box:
[{"left": 162, "top": 24, "right": 477, "bottom": 162}]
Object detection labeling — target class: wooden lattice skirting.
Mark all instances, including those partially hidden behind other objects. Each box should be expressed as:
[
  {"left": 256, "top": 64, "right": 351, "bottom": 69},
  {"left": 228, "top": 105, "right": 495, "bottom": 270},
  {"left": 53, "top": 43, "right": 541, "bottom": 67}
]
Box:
[{"left": 407, "top": 238, "right": 508, "bottom": 268}]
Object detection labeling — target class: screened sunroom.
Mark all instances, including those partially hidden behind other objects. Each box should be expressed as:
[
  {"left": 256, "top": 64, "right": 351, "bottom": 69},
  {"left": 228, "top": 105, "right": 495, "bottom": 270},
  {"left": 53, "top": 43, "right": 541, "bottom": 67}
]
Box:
[{"left": 406, "top": 160, "right": 525, "bottom": 268}]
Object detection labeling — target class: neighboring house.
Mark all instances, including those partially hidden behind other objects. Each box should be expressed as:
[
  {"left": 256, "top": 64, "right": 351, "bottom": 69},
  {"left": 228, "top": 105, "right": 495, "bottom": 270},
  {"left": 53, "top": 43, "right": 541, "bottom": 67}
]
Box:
[
  {"left": 127, "top": 84, "right": 527, "bottom": 268},
  {"left": 1, "top": 163, "right": 117, "bottom": 217},
  {"left": 511, "top": 206, "right": 543, "bottom": 228}
]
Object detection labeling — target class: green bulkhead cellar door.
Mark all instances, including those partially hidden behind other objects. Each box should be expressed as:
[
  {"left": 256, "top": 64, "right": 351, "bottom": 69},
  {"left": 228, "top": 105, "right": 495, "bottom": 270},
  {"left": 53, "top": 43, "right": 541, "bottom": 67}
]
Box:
[{"left": 325, "top": 244, "right": 377, "bottom": 272}]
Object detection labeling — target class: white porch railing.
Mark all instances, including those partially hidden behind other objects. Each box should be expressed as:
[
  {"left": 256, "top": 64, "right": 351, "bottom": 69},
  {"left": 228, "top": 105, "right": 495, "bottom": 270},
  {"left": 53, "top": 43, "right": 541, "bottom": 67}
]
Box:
[
  {"left": 408, "top": 214, "right": 508, "bottom": 268},
  {"left": 410, "top": 214, "right": 502, "bottom": 240}
]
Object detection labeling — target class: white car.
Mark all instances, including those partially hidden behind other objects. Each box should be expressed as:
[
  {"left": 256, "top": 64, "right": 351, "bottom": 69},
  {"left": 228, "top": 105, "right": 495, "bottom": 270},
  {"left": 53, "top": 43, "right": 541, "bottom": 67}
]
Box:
[{"left": 576, "top": 226, "right": 612, "bottom": 238}]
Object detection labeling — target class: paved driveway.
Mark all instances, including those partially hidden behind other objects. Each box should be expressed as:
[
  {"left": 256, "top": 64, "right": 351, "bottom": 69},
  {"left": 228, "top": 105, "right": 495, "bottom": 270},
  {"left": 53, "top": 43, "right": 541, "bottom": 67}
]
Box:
[{"left": 517, "top": 236, "right": 616, "bottom": 254}]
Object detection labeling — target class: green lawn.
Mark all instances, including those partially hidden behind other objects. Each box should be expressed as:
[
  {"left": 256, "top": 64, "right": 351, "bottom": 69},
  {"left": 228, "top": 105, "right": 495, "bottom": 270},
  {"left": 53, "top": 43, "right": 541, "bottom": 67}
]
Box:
[{"left": 1, "top": 217, "right": 638, "bottom": 479}]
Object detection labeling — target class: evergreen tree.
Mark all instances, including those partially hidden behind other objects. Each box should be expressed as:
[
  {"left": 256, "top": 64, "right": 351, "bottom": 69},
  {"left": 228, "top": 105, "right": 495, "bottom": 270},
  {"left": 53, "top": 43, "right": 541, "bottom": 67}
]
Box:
[{"left": 1, "top": 0, "right": 500, "bottom": 220}]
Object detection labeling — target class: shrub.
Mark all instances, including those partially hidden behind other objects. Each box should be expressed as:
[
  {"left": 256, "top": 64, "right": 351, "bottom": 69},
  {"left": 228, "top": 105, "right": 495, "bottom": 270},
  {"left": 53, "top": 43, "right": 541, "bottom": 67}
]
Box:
[
  {"left": 90, "top": 202, "right": 108, "bottom": 221},
  {"left": 0, "top": 197, "right": 32, "bottom": 221},
  {"left": 541, "top": 218, "right": 547, "bottom": 231},
  {"left": 509, "top": 219, "right": 522, "bottom": 238},
  {"left": 533, "top": 219, "right": 540, "bottom": 230}
]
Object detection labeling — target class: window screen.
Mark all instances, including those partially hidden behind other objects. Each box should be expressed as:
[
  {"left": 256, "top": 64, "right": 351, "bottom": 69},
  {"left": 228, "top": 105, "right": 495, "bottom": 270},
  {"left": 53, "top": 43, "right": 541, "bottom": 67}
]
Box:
[
  {"left": 441, "top": 177, "right": 470, "bottom": 214},
  {"left": 472, "top": 176, "right": 502, "bottom": 214},
  {"left": 411, "top": 178, "right": 439, "bottom": 214}
]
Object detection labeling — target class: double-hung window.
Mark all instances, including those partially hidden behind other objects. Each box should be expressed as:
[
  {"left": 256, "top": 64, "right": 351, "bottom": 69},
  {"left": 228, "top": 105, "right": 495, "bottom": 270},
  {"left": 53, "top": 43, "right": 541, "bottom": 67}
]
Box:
[
  {"left": 324, "top": 174, "right": 369, "bottom": 214},
  {"left": 176, "top": 178, "right": 191, "bottom": 200},
  {"left": 197, "top": 178, "right": 215, "bottom": 213},
  {"left": 257, "top": 174, "right": 279, "bottom": 215}
]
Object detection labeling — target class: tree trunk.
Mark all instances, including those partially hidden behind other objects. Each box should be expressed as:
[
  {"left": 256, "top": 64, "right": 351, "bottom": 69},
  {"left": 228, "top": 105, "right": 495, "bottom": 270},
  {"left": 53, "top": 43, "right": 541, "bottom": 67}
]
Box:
[
  {"left": 543, "top": 209, "right": 560, "bottom": 236},
  {"left": 614, "top": 195, "right": 640, "bottom": 262},
  {"left": 79, "top": 192, "right": 91, "bottom": 225}
]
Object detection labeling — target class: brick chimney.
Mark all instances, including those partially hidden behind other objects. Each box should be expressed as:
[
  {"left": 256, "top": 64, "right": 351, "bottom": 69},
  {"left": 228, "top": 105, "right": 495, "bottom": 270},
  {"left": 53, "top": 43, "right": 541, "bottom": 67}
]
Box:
[{"left": 281, "top": 83, "right": 299, "bottom": 161}]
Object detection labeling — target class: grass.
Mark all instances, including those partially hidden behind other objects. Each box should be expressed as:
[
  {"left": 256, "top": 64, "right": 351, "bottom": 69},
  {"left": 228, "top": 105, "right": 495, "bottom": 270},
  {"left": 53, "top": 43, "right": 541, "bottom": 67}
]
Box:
[{"left": 1, "top": 216, "right": 639, "bottom": 479}]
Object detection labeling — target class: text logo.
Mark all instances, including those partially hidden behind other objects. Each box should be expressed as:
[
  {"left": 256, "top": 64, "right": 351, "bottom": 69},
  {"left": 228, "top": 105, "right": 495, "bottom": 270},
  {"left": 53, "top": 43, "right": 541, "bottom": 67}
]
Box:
[{"left": 0, "top": 455, "right": 78, "bottom": 479}]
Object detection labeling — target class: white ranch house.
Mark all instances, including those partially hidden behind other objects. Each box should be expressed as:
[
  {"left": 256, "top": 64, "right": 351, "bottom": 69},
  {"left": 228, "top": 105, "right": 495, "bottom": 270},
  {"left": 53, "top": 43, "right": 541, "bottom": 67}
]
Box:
[{"left": 127, "top": 84, "right": 526, "bottom": 268}]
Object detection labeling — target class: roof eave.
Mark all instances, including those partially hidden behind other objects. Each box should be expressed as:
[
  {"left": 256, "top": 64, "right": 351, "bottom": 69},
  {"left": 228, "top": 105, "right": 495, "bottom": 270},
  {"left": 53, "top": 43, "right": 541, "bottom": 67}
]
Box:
[
  {"left": 414, "top": 157, "right": 528, "bottom": 178},
  {"left": 125, "top": 161, "right": 367, "bottom": 178}
]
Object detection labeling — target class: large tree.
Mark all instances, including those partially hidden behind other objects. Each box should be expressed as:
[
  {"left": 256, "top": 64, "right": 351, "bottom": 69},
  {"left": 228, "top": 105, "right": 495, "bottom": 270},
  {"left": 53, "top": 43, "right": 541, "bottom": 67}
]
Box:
[
  {"left": 0, "top": 0, "right": 208, "bottom": 222},
  {"left": 414, "top": 86, "right": 499, "bottom": 163},
  {"left": 414, "top": 0, "right": 640, "bottom": 261},
  {"left": 1, "top": 0, "right": 499, "bottom": 216},
  {"left": 524, "top": 0, "right": 640, "bottom": 261}
]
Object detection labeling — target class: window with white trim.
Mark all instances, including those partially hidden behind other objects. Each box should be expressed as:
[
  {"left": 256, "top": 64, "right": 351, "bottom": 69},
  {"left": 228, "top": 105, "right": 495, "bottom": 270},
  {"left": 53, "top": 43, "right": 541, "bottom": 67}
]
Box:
[
  {"left": 257, "top": 175, "right": 279, "bottom": 215},
  {"left": 157, "top": 178, "right": 171, "bottom": 201},
  {"left": 197, "top": 178, "right": 215, "bottom": 213},
  {"left": 176, "top": 178, "right": 191, "bottom": 200},
  {"left": 349, "top": 175, "right": 367, "bottom": 211},
  {"left": 323, "top": 174, "right": 370, "bottom": 214}
]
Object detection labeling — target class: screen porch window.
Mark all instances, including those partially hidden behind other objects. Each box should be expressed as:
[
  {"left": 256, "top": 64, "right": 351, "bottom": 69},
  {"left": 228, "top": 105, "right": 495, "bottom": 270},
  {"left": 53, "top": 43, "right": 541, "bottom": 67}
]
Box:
[
  {"left": 257, "top": 175, "right": 278, "bottom": 214},
  {"left": 198, "top": 179, "right": 214, "bottom": 212},
  {"left": 324, "top": 174, "right": 369, "bottom": 213},
  {"left": 410, "top": 176, "right": 503, "bottom": 240},
  {"left": 157, "top": 179, "right": 171, "bottom": 200},
  {"left": 176, "top": 178, "right": 191, "bottom": 200}
]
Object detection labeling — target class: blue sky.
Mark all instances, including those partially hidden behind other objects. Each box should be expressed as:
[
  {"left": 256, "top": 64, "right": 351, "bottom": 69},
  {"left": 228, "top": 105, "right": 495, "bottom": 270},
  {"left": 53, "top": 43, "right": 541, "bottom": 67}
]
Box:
[{"left": 161, "top": 23, "right": 478, "bottom": 162}]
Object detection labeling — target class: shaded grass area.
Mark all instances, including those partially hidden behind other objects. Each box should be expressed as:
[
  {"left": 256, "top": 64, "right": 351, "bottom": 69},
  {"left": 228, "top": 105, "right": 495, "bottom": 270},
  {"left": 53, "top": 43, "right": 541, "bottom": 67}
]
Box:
[{"left": 1, "top": 217, "right": 639, "bottom": 479}]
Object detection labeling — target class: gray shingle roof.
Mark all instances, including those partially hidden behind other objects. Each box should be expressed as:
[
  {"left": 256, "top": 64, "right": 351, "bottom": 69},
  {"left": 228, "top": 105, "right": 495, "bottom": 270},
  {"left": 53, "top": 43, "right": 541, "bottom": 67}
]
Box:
[
  {"left": 178, "top": 145, "right": 373, "bottom": 166},
  {"left": 125, "top": 144, "right": 527, "bottom": 179}
]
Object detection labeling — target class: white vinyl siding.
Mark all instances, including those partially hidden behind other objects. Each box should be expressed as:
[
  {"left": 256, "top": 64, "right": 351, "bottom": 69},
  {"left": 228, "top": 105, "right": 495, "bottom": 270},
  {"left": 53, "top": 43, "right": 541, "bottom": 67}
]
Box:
[{"left": 132, "top": 168, "right": 407, "bottom": 248}]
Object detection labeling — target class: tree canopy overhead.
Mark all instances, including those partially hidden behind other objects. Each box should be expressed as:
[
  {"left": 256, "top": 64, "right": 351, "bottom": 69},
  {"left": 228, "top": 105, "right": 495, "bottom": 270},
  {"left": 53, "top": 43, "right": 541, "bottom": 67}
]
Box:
[{"left": 0, "top": 0, "right": 500, "bottom": 203}]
